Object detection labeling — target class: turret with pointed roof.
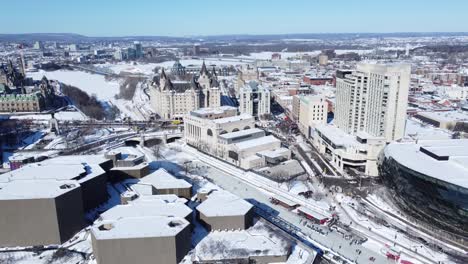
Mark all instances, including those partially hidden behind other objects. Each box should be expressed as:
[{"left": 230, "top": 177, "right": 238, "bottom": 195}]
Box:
[
  {"left": 163, "top": 78, "right": 174, "bottom": 91},
  {"left": 211, "top": 66, "right": 217, "bottom": 77},
  {"left": 160, "top": 68, "right": 167, "bottom": 80},
  {"left": 200, "top": 60, "right": 209, "bottom": 76}
]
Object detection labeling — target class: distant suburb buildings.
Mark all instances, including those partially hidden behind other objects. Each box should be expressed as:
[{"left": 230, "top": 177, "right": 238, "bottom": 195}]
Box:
[{"left": 150, "top": 61, "right": 221, "bottom": 120}]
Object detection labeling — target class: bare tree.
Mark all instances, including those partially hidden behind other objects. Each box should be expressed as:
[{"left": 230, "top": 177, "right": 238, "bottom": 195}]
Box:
[
  {"left": 272, "top": 170, "right": 294, "bottom": 191},
  {"left": 312, "top": 191, "right": 325, "bottom": 201},
  {"left": 152, "top": 145, "right": 161, "bottom": 159}
]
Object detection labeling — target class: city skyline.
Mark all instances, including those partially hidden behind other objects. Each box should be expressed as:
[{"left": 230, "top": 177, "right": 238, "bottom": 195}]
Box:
[{"left": 2, "top": 0, "right": 468, "bottom": 36}]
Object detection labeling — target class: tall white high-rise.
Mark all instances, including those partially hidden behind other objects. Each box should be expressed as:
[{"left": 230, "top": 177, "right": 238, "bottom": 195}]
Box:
[
  {"left": 239, "top": 81, "right": 270, "bottom": 118},
  {"left": 335, "top": 63, "right": 410, "bottom": 142}
]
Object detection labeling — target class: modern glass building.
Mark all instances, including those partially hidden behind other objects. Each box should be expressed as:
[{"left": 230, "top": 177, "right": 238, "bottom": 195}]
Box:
[{"left": 378, "top": 140, "right": 468, "bottom": 239}]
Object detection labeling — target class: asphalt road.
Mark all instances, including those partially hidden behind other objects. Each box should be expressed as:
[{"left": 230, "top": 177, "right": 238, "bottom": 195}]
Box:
[{"left": 186, "top": 156, "right": 394, "bottom": 264}]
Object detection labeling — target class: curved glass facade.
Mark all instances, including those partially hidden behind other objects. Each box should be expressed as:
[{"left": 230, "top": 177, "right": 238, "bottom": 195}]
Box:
[{"left": 378, "top": 154, "right": 468, "bottom": 239}]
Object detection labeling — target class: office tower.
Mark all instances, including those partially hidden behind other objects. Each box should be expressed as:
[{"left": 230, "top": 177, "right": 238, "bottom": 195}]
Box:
[
  {"left": 33, "top": 41, "right": 44, "bottom": 50},
  {"left": 134, "top": 41, "right": 143, "bottom": 58},
  {"left": 239, "top": 81, "right": 270, "bottom": 118}
]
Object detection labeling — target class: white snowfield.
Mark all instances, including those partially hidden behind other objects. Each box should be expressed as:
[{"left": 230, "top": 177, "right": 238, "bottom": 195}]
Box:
[
  {"left": 28, "top": 70, "right": 120, "bottom": 101},
  {"left": 27, "top": 69, "right": 152, "bottom": 121},
  {"left": 9, "top": 111, "right": 88, "bottom": 121}
]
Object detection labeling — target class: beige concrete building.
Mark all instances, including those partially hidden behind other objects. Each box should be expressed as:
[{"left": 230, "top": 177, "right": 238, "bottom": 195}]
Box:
[
  {"left": 297, "top": 95, "right": 328, "bottom": 137},
  {"left": 226, "top": 135, "right": 290, "bottom": 169},
  {"left": 91, "top": 193, "right": 193, "bottom": 264},
  {"left": 0, "top": 180, "right": 85, "bottom": 247},
  {"left": 414, "top": 111, "right": 468, "bottom": 130},
  {"left": 196, "top": 190, "right": 254, "bottom": 231},
  {"left": 137, "top": 168, "right": 192, "bottom": 199},
  {"left": 0, "top": 154, "right": 113, "bottom": 247},
  {"left": 217, "top": 128, "right": 266, "bottom": 159},
  {"left": 312, "top": 124, "right": 386, "bottom": 176},
  {"left": 4, "top": 155, "right": 110, "bottom": 211},
  {"left": 106, "top": 147, "right": 150, "bottom": 179},
  {"left": 235, "top": 65, "right": 259, "bottom": 93},
  {"left": 91, "top": 216, "right": 191, "bottom": 264},
  {"left": 318, "top": 54, "right": 329, "bottom": 65},
  {"left": 185, "top": 106, "right": 290, "bottom": 169},
  {"left": 99, "top": 200, "right": 192, "bottom": 224},
  {"left": 184, "top": 106, "right": 255, "bottom": 155}
]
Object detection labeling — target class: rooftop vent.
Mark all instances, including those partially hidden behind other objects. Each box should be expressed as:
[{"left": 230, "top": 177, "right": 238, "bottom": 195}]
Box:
[
  {"left": 168, "top": 220, "right": 183, "bottom": 228},
  {"left": 98, "top": 223, "right": 114, "bottom": 231},
  {"left": 59, "top": 184, "right": 76, "bottom": 189}
]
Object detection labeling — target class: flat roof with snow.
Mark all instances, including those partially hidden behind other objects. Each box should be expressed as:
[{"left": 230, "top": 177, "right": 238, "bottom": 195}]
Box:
[
  {"left": 195, "top": 221, "right": 290, "bottom": 261},
  {"left": 130, "top": 194, "right": 188, "bottom": 205},
  {"left": 232, "top": 135, "right": 280, "bottom": 151},
  {"left": 40, "top": 154, "right": 110, "bottom": 166},
  {"left": 0, "top": 180, "right": 80, "bottom": 200},
  {"left": 140, "top": 168, "right": 192, "bottom": 189},
  {"left": 190, "top": 106, "right": 237, "bottom": 117},
  {"left": 384, "top": 139, "right": 468, "bottom": 189},
  {"left": 212, "top": 114, "right": 254, "bottom": 125},
  {"left": 315, "top": 124, "right": 365, "bottom": 149},
  {"left": 416, "top": 111, "right": 468, "bottom": 123},
  {"left": 91, "top": 216, "right": 189, "bottom": 240},
  {"left": 218, "top": 128, "right": 264, "bottom": 140},
  {"left": 99, "top": 203, "right": 192, "bottom": 221},
  {"left": 256, "top": 148, "right": 290, "bottom": 159},
  {"left": 197, "top": 190, "right": 253, "bottom": 217},
  {"left": 2, "top": 162, "right": 104, "bottom": 183}
]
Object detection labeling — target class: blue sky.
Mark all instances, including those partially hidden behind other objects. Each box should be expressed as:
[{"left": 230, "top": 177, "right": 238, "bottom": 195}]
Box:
[{"left": 2, "top": 0, "right": 467, "bottom": 36}]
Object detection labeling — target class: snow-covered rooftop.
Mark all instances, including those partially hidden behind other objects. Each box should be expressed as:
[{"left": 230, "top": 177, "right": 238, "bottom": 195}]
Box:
[
  {"left": 416, "top": 111, "right": 468, "bottom": 123},
  {"left": 197, "top": 190, "right": 253, "bottom": 217},
  {"left": 404, "top": 118, "right": 452, "bottom": 140},
  {"left": 258, "top": 159, "right": 305, "bottom": 178},
  {"left": 0, "top": 179, "right": 79, "bottom": 200},
  {"left": 384, "top": 139, "right": 468, "bottom": 189},
  {"left": 130, "top": 194, "right": 188, "bottom": 205},
  {"left": 91, "top": 216, "right": 189, "bottom": 240},
  {"left": 256, "top": 148, "right": 290, "bottom": 159},
  {"left": 139, "top": 168, "right": 192, "bottom": 190},
  {"left": 99, "top": 203, "right": 192, "bottom": 221},
  {"left": 315, "top": 124, "right": 365, "bottom": 149},
  {"left": 39, "top": 154, "right": 109, "bottom": 166},
  {"left": 218, "top": 128, "right": 264, "bottom": 140},
  {"left": 232, "top": 135, "right": 280, "bottom": 151},
  {"left": 194, "top": 221, "right": 290, "bottom": 261},
  {"left": 212, "top": 114, "right": 254, "bottom": 124},
  {"left": 2, "top": 161, "right": 104, "bottom": 183},
  {"left": 191, "top": 106, "right": 237, "bottom": 116},
  {"left": 107, "top": 146, "right": 145, "bottom": 160}
]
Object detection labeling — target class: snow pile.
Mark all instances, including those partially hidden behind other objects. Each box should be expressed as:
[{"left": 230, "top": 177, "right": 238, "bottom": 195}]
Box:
[{"left": 194, "top": 220, "right": 291, "bottom": 262}]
